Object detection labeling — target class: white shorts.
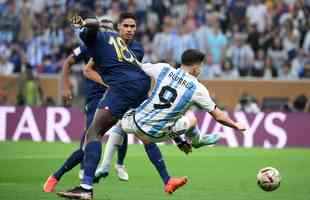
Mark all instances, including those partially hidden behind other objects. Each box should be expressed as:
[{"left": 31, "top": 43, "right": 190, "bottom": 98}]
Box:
[{"left": 120, "top": 110, "right": 195, "bottom": 143}]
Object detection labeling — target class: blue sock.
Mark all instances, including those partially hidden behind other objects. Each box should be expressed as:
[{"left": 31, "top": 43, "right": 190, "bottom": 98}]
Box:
[
  {"left": 79, "top": 131, "right": 86, "bottom": 170},
  {"left": 53, "top": 148, "right": 84, "bottom": 180},
  {"left": 144, "top": 143, "right": 170, "bottom": 184},
  {"left": 117, "top": 133, "right": 128, "bottom": 165},
  {"left": 82, "top": 140, "right": 102, "bottom": 186}
]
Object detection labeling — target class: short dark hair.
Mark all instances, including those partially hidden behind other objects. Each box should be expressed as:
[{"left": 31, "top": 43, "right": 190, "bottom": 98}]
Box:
[
  {"left": 181, "top": 49, "right": 205, "bottom": 66},
  {"left": 118, "top": 12, "right": 137, "bottom": 24}
]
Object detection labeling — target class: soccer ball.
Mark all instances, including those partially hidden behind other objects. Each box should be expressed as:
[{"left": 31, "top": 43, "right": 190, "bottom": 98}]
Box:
[{"left": 257, "top": 167, "right": 281, "bottom": 191}]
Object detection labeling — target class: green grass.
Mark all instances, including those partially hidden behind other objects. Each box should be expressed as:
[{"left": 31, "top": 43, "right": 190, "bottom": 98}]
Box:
[{"left": 0, "top": 141, "right": 309, "bottom": 200}]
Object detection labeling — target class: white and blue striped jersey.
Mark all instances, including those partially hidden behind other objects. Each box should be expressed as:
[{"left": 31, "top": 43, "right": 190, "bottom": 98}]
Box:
[{"left": 131, "top": 63, "right": 216, "bottom": 141}]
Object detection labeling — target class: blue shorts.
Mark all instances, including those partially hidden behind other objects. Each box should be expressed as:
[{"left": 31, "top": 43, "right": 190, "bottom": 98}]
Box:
[{"left": 98, "top": 79, "right": 150, "bottom": 119}]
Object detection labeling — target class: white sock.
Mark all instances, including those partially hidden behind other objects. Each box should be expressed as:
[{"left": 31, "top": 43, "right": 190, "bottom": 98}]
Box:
[{"left": 97, "top": 132, "right": 124, "bottom": 173}]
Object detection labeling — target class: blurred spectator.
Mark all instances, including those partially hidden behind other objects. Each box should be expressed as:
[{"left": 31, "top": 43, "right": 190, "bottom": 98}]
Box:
[
  {"left": 42, "top": 96, "right": 56, "bottom": 106},
  {"left": 291, "top": 48, "right": 307, "bottom": 77},
  {"left": 263, "top": 58, "right": 277, "bottom": 79},
  {"left": 292, "top": 94, "right": 308, "bottom": 112},
  {"left": 246, "top": 24, "right": 261, "bottom": 54},
  {"left": 152, "top": 15, "right": 174, "bottom": 62},
  {"left": 246, "top": 0, "right": 270, "bottom": 33},
  {"left": 267, "top": 37, "right": 287, "bottom": 76},
  {"left": 226, "top": 33, "right": 254, "bottom": 76},
  {"left": 278, "top": 60, "right": 298, "bottom": 80},
  {"left": 303, "top": 29, "right": 310, "bottom": 54},
  {"left": 220, "top": 58, "right": 239, "bottom": 79},
  {"left": 18, "top": 0, "right": 34, "bottom": 43},
  {"left": 281, "top": 19, "right": 300, "bottom": 60},
  {"left": 0, "top": 1, "right": 20, "bottom": 43},
  {"left": 0, "top": 45, "right": 14, "bottom": 75},
  {"left": 17, "top": 66, "right": 43, "bottom": 106},
  {"left": 303, "top": 54, "right": 310, "bottom": 78},
  {"left": 200, "top": 54, "right": 221, "bottom": 79},
  {"left": 170, "top": 17, "right": 197, "bottom": 64},
  {"left": 205, "top": 13, "right": 228, "bottom": 65},
  {"left": 235, "top": 93, "right": 261, "bottom": 113},
  {"left": 252, "top": 49, "right": 265, "bottom": 77}
]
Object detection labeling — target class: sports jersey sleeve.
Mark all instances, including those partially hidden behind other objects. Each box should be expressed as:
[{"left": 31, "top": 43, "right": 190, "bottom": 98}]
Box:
[
  {"left": 79, "top": 27, "right": 98, "bottom": 45},
  {"left": 72, "top": 45, "right": 88, "bottom": 63},
  {"left": 140, "top": 63, "right": 167, "bottom": 79},
  {"left": 192, "top": 82, "right": 216, "bottom": 112}
]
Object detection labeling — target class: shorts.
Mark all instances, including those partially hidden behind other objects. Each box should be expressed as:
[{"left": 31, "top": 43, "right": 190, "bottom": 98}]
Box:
[
  {"left": 97, "top": 79, "right": 150, "bottom": 119},
  {"left": 121, "top": 110, "right": 194, "bottom": 143}
]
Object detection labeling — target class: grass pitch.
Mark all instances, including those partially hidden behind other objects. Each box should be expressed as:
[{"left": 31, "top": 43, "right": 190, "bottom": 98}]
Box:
[{"left": 0, "top": 141, "right": 309, "bottom": 200}]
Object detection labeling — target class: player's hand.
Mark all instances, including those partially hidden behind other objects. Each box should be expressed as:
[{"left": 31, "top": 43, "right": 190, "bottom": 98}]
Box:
[
  {"left": 63, "top": 83, "right": 73, "bottom": 105},
  {"left": 70, "top": 15, "right": 85, "bottom": 28},
  {"left": 177, "top": 140, "right": 192, "bottom": 155},
  {"left": 235, "top": 122, "right": 247, "bottom": 132}
]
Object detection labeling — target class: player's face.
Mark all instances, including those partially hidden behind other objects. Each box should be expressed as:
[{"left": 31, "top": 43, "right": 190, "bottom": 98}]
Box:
[
  {"left": 118, "top": 18, "right": 136, "bottom": 42},
  {"left": 191, "top": 62, "right": 203, "bottom": 77}
]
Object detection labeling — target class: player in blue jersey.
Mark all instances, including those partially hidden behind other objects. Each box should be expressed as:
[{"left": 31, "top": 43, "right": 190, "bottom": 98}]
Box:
[
  {"left": 56, "top": 13, "right": 190, "bottom": 200},
  {"left": 43, "top": 16, "right": 126, "bottom": 193}
]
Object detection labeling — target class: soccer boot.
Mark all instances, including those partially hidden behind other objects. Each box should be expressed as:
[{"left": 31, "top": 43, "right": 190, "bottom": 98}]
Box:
[
  {"left": 115, "top": 164, "right": 129, "bottom": 181},
  {"left": 93, "top": 171, "right": 109, "bottom": 184},
  {"left": 56, "top": 186, "right": 93, "bottom": 200},
  {"left": 192, "top": 133, "right": 221, "bottom": 148},
  {"left": 43, "top": 175, "right": 58, "bottom": 193},
  {"left": 164, "top": 177, "right": 188, "bottom": 194}
]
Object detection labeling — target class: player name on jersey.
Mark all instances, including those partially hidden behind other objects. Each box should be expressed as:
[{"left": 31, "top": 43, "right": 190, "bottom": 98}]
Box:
[{"left": 168, "top": 71, "right": 193, "bottom": 89}]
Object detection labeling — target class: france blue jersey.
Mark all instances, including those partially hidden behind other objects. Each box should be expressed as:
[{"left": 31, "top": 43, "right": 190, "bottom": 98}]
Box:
[
  {"left": 79, "top": 28, "right": 150, "bottom": 86},
  {"left": 72, "top": 45, "right": 106, "bottom": 103}
]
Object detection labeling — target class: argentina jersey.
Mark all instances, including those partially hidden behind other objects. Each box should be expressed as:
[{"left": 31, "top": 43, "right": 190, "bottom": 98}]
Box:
[
  {"left": 132, "top": 63, "right": 216, "bottom": 142},
  {"left": 134, "top": 63, "right": 215, "bottom": 142}
]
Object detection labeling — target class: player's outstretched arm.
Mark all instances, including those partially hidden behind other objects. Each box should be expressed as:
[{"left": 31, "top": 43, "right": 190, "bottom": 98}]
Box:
[
  {"left": 209, "top": 107, "right": 247, "bottom": 132},
  {"left": 62, "top": 54, "right": 76, "bottom": 104},
  {"left": 70, "top": 15, "right": 99, "bottom": 45},
  {"left": 83, "top": 58, "right": 108, "bottom": 87}
]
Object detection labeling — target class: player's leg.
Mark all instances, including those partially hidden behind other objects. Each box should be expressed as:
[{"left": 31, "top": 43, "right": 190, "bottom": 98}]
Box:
[
  {"left": 173, "top": 111, "right": 221, "bottom": 148},
  {"left": 43, "top": 100, "right": 98, "bottom": 193},
  {"left": 115, "top": 133, "right": 129, "bottom": 180},
  {"left": 57, "top": 90, "right": 128, "bottom": 199},
  {"left": 142, "top": 141, "right": 188, "bottom": 194},
  {"left": 58, "top": 108, "right": 118, "bottom": 199},
  {"left": 94, "top": 125, "right": 126, "bottom": 183}
]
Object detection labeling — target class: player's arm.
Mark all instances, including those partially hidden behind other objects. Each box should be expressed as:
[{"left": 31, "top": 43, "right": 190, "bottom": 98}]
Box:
[
  {"left": 83, "top": 58, "right": 108, "bottom": 87},
  {"left": 209, "top": 107, "right": 246, "bottom": 131},
  {"left": 63, "top": 54, "right": 76, "bottom": 104},
  {"left": 70, "top": 15, "right": 99, "bottom": 45},
  {"left": 194, "top": 83, "right": 246, "bottom": 132}
]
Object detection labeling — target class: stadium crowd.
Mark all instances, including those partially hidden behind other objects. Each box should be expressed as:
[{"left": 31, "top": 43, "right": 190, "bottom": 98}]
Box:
[
  {"left": 0, "top": 0, "right": 310, "bottom": 109},
  {"left": 0, "top": 0, "right": 310, "bottom": 78}
]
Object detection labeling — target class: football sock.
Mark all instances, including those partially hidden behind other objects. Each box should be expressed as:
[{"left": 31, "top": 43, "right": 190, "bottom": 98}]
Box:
[
  {"left": 82, "top": 140, "right": 102, "bottom": 187},
  {"left": 186, "top": 126, "right": 200, "bottom": 145},
  {"left": 117, "top": 133, "right": 128, "bottom": 165},
  {"left": 79, "top": 131, "right": 87, "bottom": 170},
  {"left": 144, "top": 143, "right": 170, "bottom": 184},
  {"left": 53, "top": 148, "right": 84, "bottom": 180},
  {"left": 98, "top": 132, "right": 124, "bottom": 173}
]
